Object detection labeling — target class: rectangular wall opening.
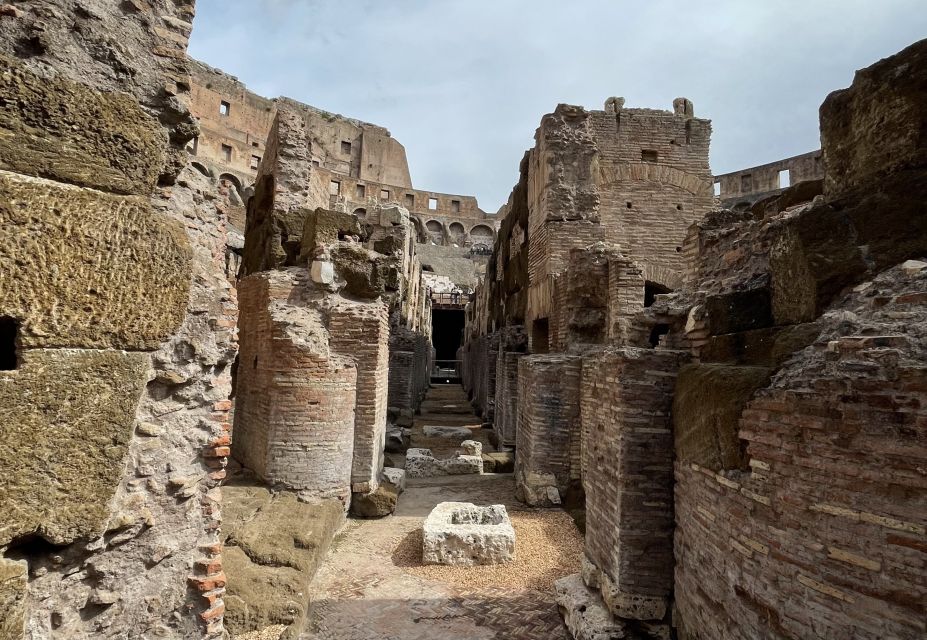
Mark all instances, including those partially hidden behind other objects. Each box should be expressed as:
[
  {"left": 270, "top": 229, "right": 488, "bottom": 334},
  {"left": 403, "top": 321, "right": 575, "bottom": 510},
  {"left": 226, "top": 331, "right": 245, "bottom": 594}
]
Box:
[
  {"left": 740, "top": 173, "right": 753, "bottom": 192},
  {"left": 428, "top": 197, "right": 438, "bottom": 210},
  {"left": 713, "top": 181, "right": 721, "bottom": 196},
  {"left": 219, "top": 100, "right": 230, "bottom": 116},
  {"left": 330, "top": 180, "right": 341, "bottom": 195},
  {"left": 431, "top": 309, "right": 465, "bottom": 362},
  {"left": 341, "top": 140, "right": 352, "bottom": 155},
  {"left": 0, "top": 316, "right": 19, "bottom": 370},
  {"left": 641, "top": 149, "right": 659, "bottom": 163},
  {"left": 405, "top": 194, "right": 415, "bottom": 208},
  {"left": 356, "top": 184, "right": 366, "bottom": 199},
  {"left": 778, "top": 169, "right": 791, "bottom": 188},
  {"left": 221, "top": 144, "right": 232, "bottom": 162},
  {"left": 531, "top": 318, "right": 550, "bottom": 354}
]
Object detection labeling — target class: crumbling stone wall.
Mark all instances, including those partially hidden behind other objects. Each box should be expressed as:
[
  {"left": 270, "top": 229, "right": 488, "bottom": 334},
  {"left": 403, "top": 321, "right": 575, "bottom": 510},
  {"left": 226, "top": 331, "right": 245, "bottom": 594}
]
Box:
[
  {"left": 671, "top": 39, "right": 927, "bottom": 640},
  {"left": 0, "top": 1, "right": 237, "bottom": 637}
]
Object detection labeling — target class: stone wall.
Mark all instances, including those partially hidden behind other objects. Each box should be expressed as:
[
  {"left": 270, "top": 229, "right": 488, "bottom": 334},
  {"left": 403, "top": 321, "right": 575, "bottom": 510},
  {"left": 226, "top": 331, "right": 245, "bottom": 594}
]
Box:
[
  {"left": 715, "top": 150, "right": 824, "bottom": 208},
  {"left": 0, "top": 1, "right": 236, "bottom": 637},
  {"left": 187, "top": 63, "right": 412, "bottom": 190}
]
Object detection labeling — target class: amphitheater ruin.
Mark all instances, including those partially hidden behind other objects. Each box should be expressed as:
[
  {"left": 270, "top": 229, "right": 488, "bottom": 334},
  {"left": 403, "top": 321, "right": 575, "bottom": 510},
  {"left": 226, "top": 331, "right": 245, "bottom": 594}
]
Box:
[{"left": 0, "top": 3, "right": 924, "bottom": 640}]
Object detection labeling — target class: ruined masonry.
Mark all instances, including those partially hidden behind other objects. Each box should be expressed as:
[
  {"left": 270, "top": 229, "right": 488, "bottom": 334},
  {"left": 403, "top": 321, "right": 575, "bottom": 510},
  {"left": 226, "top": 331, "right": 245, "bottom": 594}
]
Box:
[{"left": 0, "top": 2, "right": 924, "bottom": 640}]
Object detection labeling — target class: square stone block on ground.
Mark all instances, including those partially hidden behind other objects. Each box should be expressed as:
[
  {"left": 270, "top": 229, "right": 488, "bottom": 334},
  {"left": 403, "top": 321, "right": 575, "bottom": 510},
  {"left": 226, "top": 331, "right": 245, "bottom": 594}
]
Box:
[{"left": 422, "top": 502, "right": 515, "bottom": 566}]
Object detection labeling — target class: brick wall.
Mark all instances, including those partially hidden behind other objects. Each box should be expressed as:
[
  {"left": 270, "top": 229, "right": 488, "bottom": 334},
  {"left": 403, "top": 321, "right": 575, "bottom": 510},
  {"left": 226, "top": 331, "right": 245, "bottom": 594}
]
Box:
[
  {"left": 233, "top": 271, "right": 357, "bottom": 502},
  {"left": 675, "top": 341, "right": 926, "bottom": 639},
  {"left": 515, "top": 354, "right": 582, "bottom": 505},
  {"left": 329, "top": 301, "right": 390, "bottom": 491},
  {"left": 581, "top": 348, "right": 688, "bottom": 620}
]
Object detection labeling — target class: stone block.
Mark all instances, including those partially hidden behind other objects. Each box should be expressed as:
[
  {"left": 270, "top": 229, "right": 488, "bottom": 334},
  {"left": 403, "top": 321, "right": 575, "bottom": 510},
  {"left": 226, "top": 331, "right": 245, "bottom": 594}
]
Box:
[
  {"left": 0, "top": 55, "right": 164, "bottom": 195},
  {"left": 382, "top": 467, "right": 406, "bottom": 493},
  {"left": 481, "top": 451, "right": 515, "bottom": 474},
  {"left": 0, "top": 172, "right": 192, "bottom": 350},
  {"left": 704, "top": 287, "right": 773, "bottom": 336},
  {"left": 300, "top": 208, "right": 363, "bottom": 259},
  {"left": 554, "top": 574, "right": 625, "bottom": 640},
  {"left": 422, "top": 425, "right": 473, "bottom": 440},
  {"left": 700, "top": 323, "right": 820, "bottom": 367},
  {"left": 223, "top": 487, "right": 343, "bottom": 637},
  {"left": 331, "top": 243, "right": 400, "bottom": 298},
  {"left": 405, "top": 448, "right": 483, "bottom": 478},
  {"left": 378, "top": 205, "right": 410, "bottom": 227},
  {"left": 422, "top": 502, "right": 515, "bottom": 566},
  {"left": 0, "top": 559, "right": 27, "bottom": 640},
  {"left": 820, "top": 39, "right": 927, "bottom": 195},
  {"left": 0, "top": 349, "right": 148, "bottom": 546},
  {"left": 350, "top": 482, "right": 399, "bottom": 518},
  {"left": 674, "top": 364, "right": 772, "bottom": 471}
]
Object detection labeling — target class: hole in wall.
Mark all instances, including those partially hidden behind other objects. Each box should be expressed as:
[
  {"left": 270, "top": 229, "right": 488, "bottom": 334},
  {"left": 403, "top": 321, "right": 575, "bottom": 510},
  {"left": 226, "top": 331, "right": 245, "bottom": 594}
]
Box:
[
  {"left": 0, "top": 316, "right": 20, "bottom": 370},
  {"left": 531, "top": 318, "right": 550, "bottom": 354},
  {"left": 648, "top": 324, "right": 670, "bottom": 348},
  {"left": 644, "top": 282, "right": 672, "bottom": 308}
]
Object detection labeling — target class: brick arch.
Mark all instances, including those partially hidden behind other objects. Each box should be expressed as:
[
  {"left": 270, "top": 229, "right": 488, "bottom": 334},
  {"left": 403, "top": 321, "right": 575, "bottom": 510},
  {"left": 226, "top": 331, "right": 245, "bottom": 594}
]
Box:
[
  {"left": 191, "top": 161, "right": 211, "bottom": 177},
  {"left": 469, "top": 224, "right": 494, "bottom": 240},
  {"left": 642, "top": 263, "right": 683, "bottom": 291},
  {"left": 597, "top": 163, "right": 713, "bottom": 197}
]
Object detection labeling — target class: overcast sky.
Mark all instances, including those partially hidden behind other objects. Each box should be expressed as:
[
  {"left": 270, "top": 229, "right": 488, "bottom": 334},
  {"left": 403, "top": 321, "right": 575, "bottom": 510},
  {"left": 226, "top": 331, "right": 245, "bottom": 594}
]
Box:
[{"left": 189, "top": 1, "right": 926, "bottom": 211}]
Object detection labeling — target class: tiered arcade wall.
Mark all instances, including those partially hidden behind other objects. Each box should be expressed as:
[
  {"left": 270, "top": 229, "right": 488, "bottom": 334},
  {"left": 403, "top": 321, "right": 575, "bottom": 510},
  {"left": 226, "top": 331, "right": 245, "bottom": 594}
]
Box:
[
  {"left": 0, "top": 2, "right": 237, "bottom": 637},
  {"left": 715, "top": 150, "right": 824, "bottom": 209},
  {"left": 188, "top": 62, "right": 412, "bottom": 192}
]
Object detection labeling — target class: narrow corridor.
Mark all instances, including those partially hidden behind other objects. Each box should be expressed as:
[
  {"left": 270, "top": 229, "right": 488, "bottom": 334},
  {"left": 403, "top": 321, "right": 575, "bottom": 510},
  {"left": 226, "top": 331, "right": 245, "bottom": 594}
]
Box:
[{"left": 303, "top": 384, "right": 583, "bottom": 640}]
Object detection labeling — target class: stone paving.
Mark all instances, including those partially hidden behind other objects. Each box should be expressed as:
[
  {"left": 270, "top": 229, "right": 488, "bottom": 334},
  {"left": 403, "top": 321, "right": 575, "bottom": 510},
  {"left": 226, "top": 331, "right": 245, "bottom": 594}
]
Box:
[{"left": 302, "top": 385, "right": 574, "bottom": 640}]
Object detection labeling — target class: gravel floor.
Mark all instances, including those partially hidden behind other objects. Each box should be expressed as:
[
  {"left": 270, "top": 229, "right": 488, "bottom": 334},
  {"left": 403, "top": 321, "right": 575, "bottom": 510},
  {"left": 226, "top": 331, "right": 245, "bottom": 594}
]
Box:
[
  {"left": 392, "top": 509, "right": 583, "bottom": 591},
  {"left": 234, "top": 624, "right": 286, "bottom": 640}
]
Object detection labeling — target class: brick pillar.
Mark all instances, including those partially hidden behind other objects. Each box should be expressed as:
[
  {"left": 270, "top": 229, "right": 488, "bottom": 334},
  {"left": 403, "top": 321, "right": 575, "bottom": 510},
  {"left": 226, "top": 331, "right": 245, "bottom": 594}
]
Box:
[
  {"left": 329, "top": 301, "right": 390, "bottom": 492},
  {"left": 515, "top": 354, "right": 582, "bottom": 506},
  {"left": 580, "top": 347, "right": 688, "bottom": 621}
]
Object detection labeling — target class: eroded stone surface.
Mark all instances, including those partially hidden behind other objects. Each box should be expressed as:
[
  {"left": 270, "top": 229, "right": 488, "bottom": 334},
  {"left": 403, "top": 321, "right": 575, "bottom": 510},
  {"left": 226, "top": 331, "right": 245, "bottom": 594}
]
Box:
[
  {"left": 405, "top": 448, "right": 483, "bottom": 478},
  {"left": 554, "top": 574, "right": 626, "bottom": 640},
  {"left": 422, "top": 502, "right": 515, "bottom": 566},
  {"left": 0, "top": 349, "right": 148, "bottom": 547},
  {"left": 0, "top": 171, "right": 192, "bottom": 350},
  {"left": 0, "top": 55, "right": 165, "bottom": 195}
]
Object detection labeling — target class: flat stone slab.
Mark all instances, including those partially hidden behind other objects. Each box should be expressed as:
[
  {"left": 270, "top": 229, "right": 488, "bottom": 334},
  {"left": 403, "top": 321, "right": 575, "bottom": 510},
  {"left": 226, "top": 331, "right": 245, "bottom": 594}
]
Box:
[
  {"left": 422, "top": 425, "right": 473, "bottom": 439},
  {"left": 405, "top": 448, "right": 483, "bottom": 478},
  {"left": 422, "top": 502, "right": 515, "bottom": 566}
]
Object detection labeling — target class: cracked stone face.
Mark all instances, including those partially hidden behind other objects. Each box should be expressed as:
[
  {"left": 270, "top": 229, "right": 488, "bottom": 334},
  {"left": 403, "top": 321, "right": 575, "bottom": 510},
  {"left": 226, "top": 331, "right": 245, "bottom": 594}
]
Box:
[{"left": 422, "top": 502, "right": 515, "bottom": 566}]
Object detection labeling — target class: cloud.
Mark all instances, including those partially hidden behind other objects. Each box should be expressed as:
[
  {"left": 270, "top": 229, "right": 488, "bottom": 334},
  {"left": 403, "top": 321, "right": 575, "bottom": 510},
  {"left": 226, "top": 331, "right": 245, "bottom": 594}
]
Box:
[{"left": 189, "top": 0, "right": 927, "bottom": 211}]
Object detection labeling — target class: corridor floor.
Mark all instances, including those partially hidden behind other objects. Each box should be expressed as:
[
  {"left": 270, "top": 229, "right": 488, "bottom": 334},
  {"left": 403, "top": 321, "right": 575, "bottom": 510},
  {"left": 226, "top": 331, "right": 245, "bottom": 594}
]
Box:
[{"left": 302, "top": 384, "right": 583, "bottom": 640}]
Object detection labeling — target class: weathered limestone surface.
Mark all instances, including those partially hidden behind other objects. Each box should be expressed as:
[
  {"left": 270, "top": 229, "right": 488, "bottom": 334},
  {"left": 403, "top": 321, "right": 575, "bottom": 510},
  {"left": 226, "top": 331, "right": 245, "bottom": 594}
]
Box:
[
  {"left": 0, "top": 349, "right": 148, "bottom": 547},
  {"left": 673, "top": 364, "right": 771, "bottom": 471},
  {"left": 0, "top": 55, "right": 165, "bottom": 195},
  {"left": 422, "top": 502, "right": 515, "bottom": 566},
  {"left": 554, "top": 574, "right": 626, "bottom": 640},
  {"left": 222, "top": 485, "right": 343, "bottom": 636},
  {"left": 405, "top": 448, "right": 483, "bottom": 478},
  {"left": 0, "top": 3, "right": 241, "bottom": 639},
  {"left": 0, "top": 559, "right": 28, "bottom": 640},
  {"left": 820, "top": 39, "right": 927, "bottom": 195},
  {"left": 0, "top": 171, "right": 192, "bottom": 350}
]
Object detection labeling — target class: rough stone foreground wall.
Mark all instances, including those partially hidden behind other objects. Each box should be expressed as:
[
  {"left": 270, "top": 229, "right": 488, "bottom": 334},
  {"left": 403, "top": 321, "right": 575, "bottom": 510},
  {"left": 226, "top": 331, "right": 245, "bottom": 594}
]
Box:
[
  {"left": 581, "top": 348, "right": 687, "bottom": 621},
  {"left": 668, "top": 39, "right": 927, "bottom": 640},
  {"left": 515, "top": 355, "right": 582, "bottom": 506},
  {"left": 0, "top": 2, "right": 238, "bottom": 637},
  {"left": 675, "top": 264, "right": 927, "bottom": 640}
]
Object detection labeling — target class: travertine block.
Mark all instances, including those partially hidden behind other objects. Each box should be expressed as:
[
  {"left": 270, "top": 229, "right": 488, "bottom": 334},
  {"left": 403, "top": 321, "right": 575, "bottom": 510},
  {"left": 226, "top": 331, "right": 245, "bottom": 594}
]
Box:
[
  {"left": 422, "top": 502, "right": 515, "bottom": 566},
  {"left": 0, "top": 55, "right": 164, "bottom": 195},
  {"left": 0, "top": 171, "right": 192, "bottom": 350}
]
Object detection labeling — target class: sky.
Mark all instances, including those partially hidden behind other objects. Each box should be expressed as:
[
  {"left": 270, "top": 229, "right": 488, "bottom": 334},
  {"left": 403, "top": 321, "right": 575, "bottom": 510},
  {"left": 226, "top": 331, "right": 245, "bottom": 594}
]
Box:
[{"left": 188, "top": 1, "right": 927, "bottom": 212}]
